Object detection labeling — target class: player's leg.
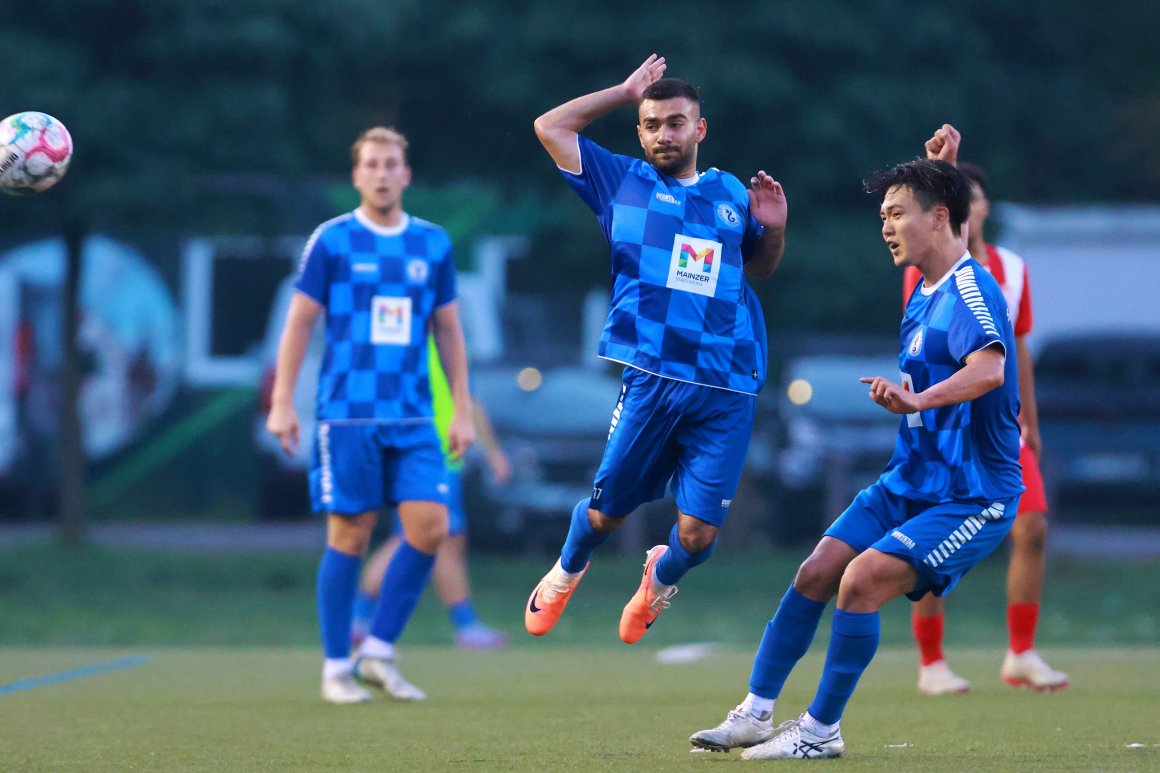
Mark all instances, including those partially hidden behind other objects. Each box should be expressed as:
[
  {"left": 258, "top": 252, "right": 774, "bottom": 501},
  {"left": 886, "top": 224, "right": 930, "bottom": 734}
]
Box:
[
  {"left": 351, "top": 531, "right": 401, "bottom": 645},
  {"left": 1000, "top": 448, "right": 1067, "bottom": 690},
  {"left": 527, "top": 368, "right": 677, "bottom": 636},
  {"left": 310, "top": 422, "right": 383, "bottom": 704},
  {"left": 745, "top": 498, "right": 1017, "bottom": 759},
  {"left": 437, "top": 472, "right": 507, "bottom": 648},
  {"left": 690, "top": 536, "right": 853, "bottom": 751},
  {"left": 912, "top": 593, "right": 970, "bottom": 695},
  {"left": 621, "top": 383, "right": 753, "bottom": 643},
  {"left": 355, "top": 425, "right": 448, "bottom": 701}
]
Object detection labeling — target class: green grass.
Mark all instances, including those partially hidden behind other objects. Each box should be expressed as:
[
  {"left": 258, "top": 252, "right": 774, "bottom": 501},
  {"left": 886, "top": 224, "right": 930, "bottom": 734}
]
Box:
[
  {"left": 2, "top": 647, "right": 1157, "bottom": 771},
  {"left": 1, "top": 543, "right": 1158, "bottom": 770}
]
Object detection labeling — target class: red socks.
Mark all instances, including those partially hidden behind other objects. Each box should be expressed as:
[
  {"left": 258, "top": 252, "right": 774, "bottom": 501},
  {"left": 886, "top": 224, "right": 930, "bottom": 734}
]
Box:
[
  {"left": 1007, "top": 602, "right": 1039, "bottom": 654},
  {"left": 911, "top": 610, "right": 945, "bottom": 666}
]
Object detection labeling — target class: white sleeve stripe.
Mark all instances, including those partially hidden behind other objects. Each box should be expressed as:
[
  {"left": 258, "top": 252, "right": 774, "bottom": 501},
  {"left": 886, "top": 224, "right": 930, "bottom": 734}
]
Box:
[{"left": 954, "top": 265, "right": 1000, "bottom": 336}]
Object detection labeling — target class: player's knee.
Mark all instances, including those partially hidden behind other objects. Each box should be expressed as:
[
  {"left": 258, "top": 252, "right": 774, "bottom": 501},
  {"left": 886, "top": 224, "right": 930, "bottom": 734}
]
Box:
[
  {"left": 837, "top": 552, "right": 913, "bottom": 612},
  {"left": 588, "top": 508, "right": 623, "bottom": 535},
  {"left": 676, "top": 520, "right": 718, "bottom": 553},
  {"left": 1013, "top": 513, "right": 1048, "bottom": 554},
  {"left": 793, "top": 554, "right": 841, "bottom": 600}
]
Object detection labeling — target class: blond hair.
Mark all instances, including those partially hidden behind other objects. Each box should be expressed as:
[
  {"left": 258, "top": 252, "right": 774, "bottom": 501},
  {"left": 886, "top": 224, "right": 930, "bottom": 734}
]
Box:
[{"left": 351, "top": 126, "right": 409, "bottom": 166}]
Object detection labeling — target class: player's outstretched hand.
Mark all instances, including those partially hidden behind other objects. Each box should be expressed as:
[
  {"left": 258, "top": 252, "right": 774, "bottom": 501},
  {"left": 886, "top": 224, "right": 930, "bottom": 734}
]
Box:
[
  {"left": 623, "top": 54, "right": 667, "bottom": 102},
  {"left": 924, "top": 124, "right": 961, "bottom": 165},
  {"left": 860, "top": 376, "right": 922, "bottom": 415},
  {"left": 266, "top": 403, "right": 301, "bottom": 457},
  {"left": 748, "top": 171, "right": 787, "bottom": 231}
]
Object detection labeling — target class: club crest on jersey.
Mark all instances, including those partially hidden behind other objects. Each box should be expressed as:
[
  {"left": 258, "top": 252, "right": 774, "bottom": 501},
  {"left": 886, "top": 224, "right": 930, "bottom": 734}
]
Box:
[
  {"left": 908, "top": 329, "right": 924, "bottom": 357},
  {"left": 406, "top": 258, "right": 429, "bottom": 284},
  {"left": 716, "top": 203, "right": 740, "bottom": 229},
  {"left": 667, "top": 234, "right": 722, "bottom": 297}
]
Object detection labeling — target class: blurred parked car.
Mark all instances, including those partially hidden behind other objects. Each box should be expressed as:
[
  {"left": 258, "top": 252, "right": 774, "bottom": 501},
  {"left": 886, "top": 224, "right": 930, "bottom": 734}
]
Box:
[
  {"left": 770, "top": 352, "right": 901, "bottom": 538},
  {"left": 1035, "top": 333, "right": 1160, "bottom": 516}
]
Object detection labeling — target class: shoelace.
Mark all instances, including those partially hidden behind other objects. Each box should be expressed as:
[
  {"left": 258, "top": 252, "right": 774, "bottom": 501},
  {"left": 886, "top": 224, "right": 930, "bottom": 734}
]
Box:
[{"left": 648, "top": 584, "right": 679, "bottom": 613}]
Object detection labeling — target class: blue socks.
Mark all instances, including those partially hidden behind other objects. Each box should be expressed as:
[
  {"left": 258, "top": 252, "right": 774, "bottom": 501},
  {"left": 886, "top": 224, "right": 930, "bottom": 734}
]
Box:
[
  {"left": 560, "top": 498, "right": 609, "bottom": 573},
  {"left": 749, "top": 585, "right": 827, "bottom": 698},
  {"left": 807, "top": 609, "right": 881, "bottom": 725},
  {"left": 317, "top": 547, "right": 362, "bottom": 659},
  {"left": 369, "top": 541, "right": 436, "bottom": 644},
  {"left": 448, "top": 600, "right": 478, "bottom": 630},
  {"left": 654, "top": 523, "right": 716, "bottom": 586}
]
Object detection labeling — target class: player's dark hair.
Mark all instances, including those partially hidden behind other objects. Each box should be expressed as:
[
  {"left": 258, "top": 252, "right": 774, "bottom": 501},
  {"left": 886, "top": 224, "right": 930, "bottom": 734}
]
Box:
[
  {"left": 641, "top": 78, "right": 701, "bottom": 108},
  {"left": 864, "top": 159, "right": 971, "bottom": 235},
  {"left": 957, "top": 161, "right": 990, "bottom": 200}
]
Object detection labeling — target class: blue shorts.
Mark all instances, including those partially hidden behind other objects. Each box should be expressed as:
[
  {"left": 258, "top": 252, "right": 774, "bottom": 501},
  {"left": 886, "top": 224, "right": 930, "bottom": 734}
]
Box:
[
  {"left": 309, "top": 421, "right": 448, "bottom": 515},
  {"left": 590, "top": 367, "right": 755, "bottom": 526},
  {"left": 825, "top": 481, "right": 1018, "bottom": 599},
  {"left": 392, "top": 467, "right": 465, "bottom": 536}
]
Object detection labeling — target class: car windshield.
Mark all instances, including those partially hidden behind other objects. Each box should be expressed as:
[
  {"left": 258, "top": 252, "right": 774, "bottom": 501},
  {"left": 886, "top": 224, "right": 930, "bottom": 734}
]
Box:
[{"left": 781, "top": 354, "right": 900, "bottom": 421}]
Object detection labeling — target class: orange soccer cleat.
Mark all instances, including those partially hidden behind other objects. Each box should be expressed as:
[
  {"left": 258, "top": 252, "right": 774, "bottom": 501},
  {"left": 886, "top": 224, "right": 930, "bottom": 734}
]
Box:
[
  {"left": 525, "top": 558, "right": 587, "bottom": 636},
  {"left": 619, "top": 545, "right": 679, "bottom": 644}
]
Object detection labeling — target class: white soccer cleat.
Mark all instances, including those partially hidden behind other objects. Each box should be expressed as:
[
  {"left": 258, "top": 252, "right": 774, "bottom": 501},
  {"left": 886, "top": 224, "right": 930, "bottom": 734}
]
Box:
[
  {"left": 689, "top": 705, "right": 776, "bottom": 752},
  {"left": 1001, "top": 649, "right": 1069, "bottom": 692},
  {"left": 321, "top": 672, "right": 373, "bottom": 704},
  {"left": 740, "top": 715, "right": 845, "bottom": 761},
  {"left": 918, "top": 659, "right": 971, "bottom": 696},
  {"left": 354, "top": 655, "right": 427, "bottom": 701}
]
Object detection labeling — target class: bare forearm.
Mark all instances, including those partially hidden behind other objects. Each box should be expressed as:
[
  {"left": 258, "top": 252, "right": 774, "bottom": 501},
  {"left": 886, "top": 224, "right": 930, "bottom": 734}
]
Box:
[
  {"left": 433, "top": 313, "right": 471, "bottom": 415},
  {"left": 745, "top": 226, "right": 785, "bottom": 278},
  {"left": 534, "top": 85, "right": 632, "bottom": 172},
  {"left": 915, "top": 347, "right": 1005, "bottom": 410},
  {"left": 272, "top": 319, "right": 313, "bottom": 406}
]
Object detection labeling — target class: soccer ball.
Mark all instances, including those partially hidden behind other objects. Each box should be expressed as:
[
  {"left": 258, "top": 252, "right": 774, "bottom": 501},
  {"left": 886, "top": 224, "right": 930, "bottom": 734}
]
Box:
[{"left": 0, "top": 111, "right": 73, "bottom": 195}]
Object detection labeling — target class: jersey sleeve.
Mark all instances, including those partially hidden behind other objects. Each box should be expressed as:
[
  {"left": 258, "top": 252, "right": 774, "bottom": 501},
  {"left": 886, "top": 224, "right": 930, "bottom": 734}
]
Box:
[
  {"left": 294, "top": 227, "right": 331, "bottom": 306},
  {"left": 433, "top": 240, "right": 458, "bottom": 308},
  {"left": 740, "top": 209, "right": 766, "bottom": 262},
  {"left": 902, "top": 266, "right": 922, "bottom": 309},
  {"left": 947, "top": 288, "right": 1007, "bottom": 365},
  {"left": 1014, "top": 263, "right": 1034, "bottom": 336},
  {"left": 560, "top": 135, "right": 633, "bottom": 215}
]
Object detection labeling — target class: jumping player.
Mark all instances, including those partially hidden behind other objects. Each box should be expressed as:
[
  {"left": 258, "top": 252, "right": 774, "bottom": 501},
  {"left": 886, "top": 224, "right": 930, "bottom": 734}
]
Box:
[
  {"left": 525, "top": 55, "right": 788, "bottom": 643},
  {"left": 691, "top": 153, "right": 1022, "bottom": 759}
]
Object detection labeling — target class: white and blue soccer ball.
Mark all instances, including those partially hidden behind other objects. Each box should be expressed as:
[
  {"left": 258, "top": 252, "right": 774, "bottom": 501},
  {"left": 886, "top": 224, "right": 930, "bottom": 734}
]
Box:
[{"left": 0, "top": 111, "right": 73, "bottom": 195}]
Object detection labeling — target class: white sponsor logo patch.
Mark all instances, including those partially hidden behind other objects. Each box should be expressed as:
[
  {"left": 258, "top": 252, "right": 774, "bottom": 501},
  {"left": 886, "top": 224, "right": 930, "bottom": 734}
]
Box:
[
  {"left": 353, "top": 262, "right": 377, "bottom": 274},
  {"left": 655, "top": 191, "right": 680, "bottom": 205},
  {"left": 666, "top": 234, "right": 722, "bottom": 297},
  {"left": 371, "top": 295, "right": 412, "bottom": 345}
]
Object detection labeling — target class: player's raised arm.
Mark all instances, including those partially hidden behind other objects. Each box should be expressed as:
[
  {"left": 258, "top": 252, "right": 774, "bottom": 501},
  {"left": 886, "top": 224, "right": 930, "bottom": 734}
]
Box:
[
  {"left": 925, "top": 124, "right": 961, "bottom": 166},
  {"left": 745, "top": 170, "right": 788, "bottom": 278},
  {"left": 533, "top": 54, "right": 667, "bottom": 173}
]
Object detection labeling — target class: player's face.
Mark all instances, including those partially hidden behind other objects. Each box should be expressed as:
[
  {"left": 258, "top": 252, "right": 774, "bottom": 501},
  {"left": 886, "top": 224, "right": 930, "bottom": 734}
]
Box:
[
  {"left": 352, "top": 142, "right": 411, "bottom": 214},
  {"left": 880, "top": 185, "right": 945, "bottom": 268},
  {"left": 637, "top": 97, "right": 706, "bottom": 177}
]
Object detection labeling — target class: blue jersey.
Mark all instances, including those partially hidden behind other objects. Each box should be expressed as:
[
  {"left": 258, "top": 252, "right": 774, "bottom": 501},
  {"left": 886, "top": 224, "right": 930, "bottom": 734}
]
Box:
[
  {"left": 880, "top": 254, "right": 1023, "bottom": 504},
  {"left": 562, "top": 136, "right": 768, "bottom": 394},
  {"left": 295, "top": 210, "right": 457, "bottom": 422}
]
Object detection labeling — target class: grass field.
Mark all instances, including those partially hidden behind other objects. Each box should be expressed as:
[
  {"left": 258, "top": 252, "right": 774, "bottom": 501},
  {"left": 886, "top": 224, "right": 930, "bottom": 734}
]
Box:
[{"left": 2, "top": 541, "right": 1158, "bottom": 770}]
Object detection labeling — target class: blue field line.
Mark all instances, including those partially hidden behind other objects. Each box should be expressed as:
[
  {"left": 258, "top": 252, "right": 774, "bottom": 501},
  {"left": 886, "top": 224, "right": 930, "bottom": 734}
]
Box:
[{"left": 0, "top": 655, "right": 149, "bottom": 697}]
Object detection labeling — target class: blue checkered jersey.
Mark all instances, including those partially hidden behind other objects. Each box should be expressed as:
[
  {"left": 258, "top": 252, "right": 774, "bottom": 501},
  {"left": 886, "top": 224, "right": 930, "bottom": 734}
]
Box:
[
  {"left": 562, "top": 136, "right": 768, "bottom": 394},
  {"left": 294, "top": 210, "right": 457, "bottom": 422},
  {"left": 880, "top": 254, "right": 1024, "bottom": 503}
]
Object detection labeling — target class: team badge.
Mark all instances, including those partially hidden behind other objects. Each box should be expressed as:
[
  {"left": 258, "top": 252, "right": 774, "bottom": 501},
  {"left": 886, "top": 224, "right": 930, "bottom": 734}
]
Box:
[
  {"left": 406, "top": 259, "right": 429, "bottom": 284},
  {"left": 716, "top": 203, "right": 740, "bottom": 228},
  {"left": 909, "top": 329, "right": 924, "bottom": 357}
]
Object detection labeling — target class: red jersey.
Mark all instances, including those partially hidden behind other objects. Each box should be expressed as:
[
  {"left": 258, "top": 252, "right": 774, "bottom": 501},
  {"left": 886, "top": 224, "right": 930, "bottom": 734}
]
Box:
[{"left": 903, "top": 244, "right": 1034, "bottom": 337}]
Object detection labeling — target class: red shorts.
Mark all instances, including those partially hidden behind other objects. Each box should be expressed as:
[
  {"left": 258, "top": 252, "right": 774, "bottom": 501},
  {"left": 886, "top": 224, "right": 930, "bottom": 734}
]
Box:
[{"left": 1018, "top": 444, "right": 1048, "bottom": 515}]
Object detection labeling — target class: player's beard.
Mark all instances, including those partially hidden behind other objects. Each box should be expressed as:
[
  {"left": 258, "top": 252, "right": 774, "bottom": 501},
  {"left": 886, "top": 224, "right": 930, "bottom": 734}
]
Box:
[{"left": 646, "top": 142, "right": 692, "bottom": 177}]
